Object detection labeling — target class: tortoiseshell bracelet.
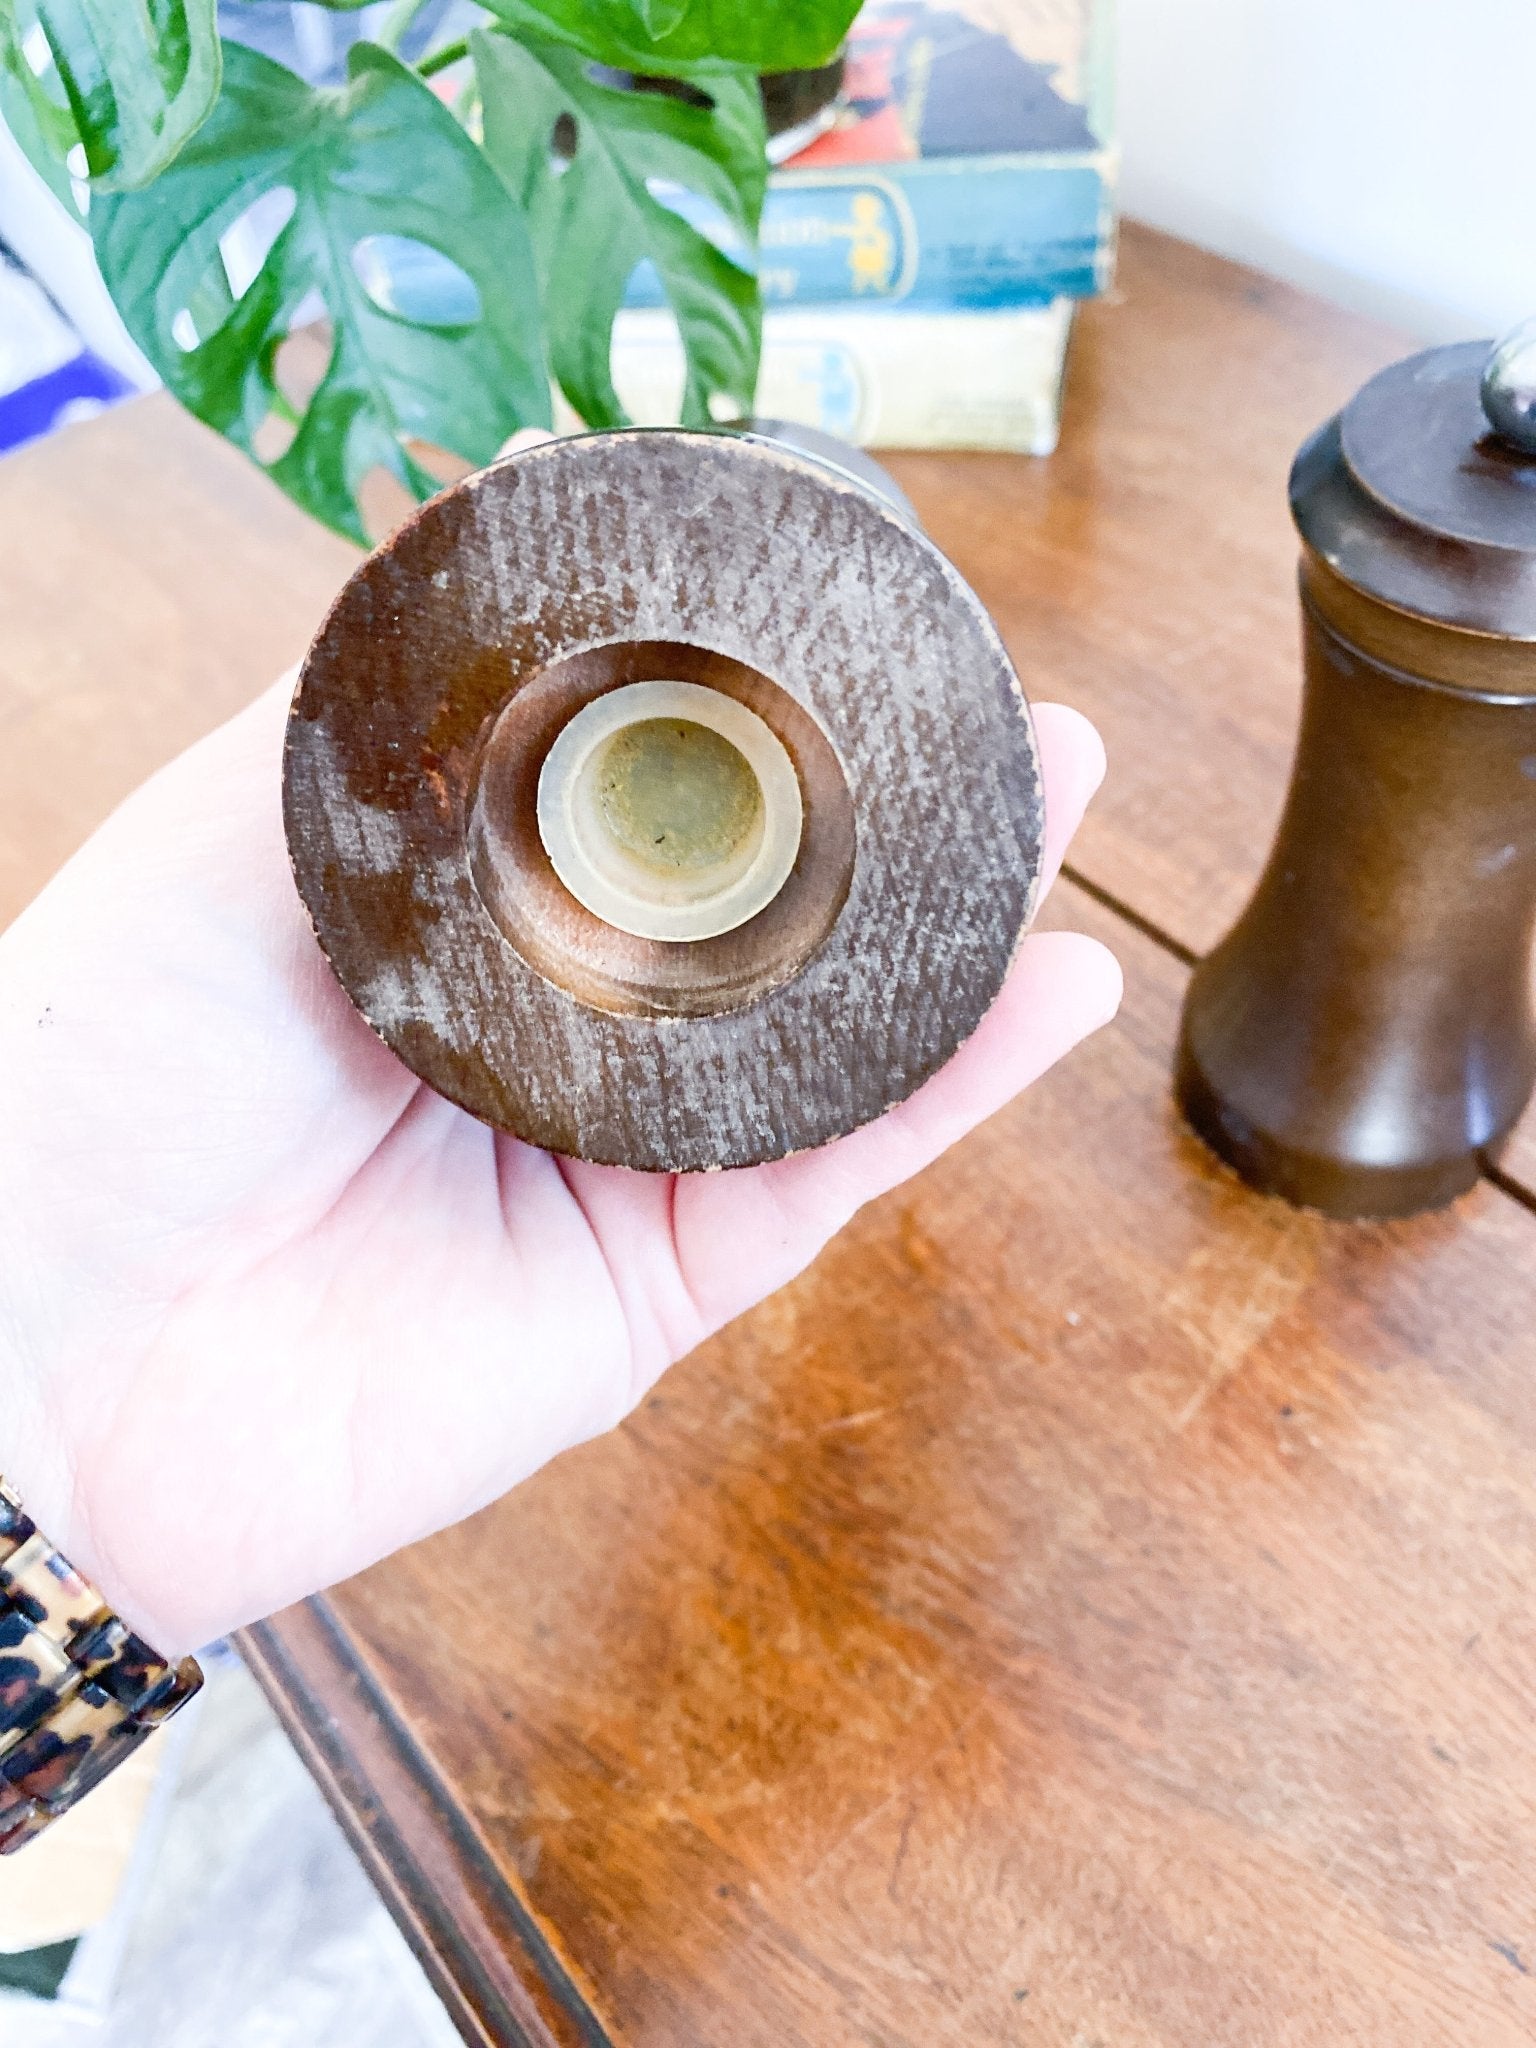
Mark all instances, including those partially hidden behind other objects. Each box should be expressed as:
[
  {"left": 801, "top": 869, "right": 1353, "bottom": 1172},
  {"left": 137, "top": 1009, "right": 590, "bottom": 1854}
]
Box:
[{"left": 0, "top": 1475, "right": 202, "bottom": 1853}]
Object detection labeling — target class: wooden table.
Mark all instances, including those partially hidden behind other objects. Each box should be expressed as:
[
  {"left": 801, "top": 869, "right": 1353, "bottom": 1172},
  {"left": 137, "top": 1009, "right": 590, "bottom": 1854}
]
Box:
[{"left": 4, "top": 226, "right": 1535, "bottom": 2046}]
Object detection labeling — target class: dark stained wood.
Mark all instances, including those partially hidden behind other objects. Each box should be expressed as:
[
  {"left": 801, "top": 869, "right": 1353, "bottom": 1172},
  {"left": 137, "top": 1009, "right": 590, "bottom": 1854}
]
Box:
[
  {"left": 284, "top": 430, "right": 1043, "bottom": 1169},
  {"left": 1174, "top": 338, "right": 1536, "bottom": 1217},
  {"left": 1179, "top": 559, "right": 1536, "bottom": 1217},
  {"left": 240, "top": 1600, "right": 609, "bottom": 2048},
  {"left": 3, "top": 223, "right": 1536, "bottom": 2045},
  {"left": 261, "top": 880, "right": 1536, "bottom": 2046}
]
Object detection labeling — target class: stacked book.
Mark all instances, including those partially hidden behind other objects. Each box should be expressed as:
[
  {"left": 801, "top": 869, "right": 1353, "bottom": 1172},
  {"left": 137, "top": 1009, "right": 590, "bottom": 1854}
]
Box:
[{"left": 611, "top": 0, "right": 1117, "bottom": 453}]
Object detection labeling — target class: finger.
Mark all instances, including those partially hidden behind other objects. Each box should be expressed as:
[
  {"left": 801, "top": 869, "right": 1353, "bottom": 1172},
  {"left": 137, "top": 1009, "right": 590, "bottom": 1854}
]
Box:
[
  {"left": 679, "top": 924, "right": 1122, "bottom": 1331},
  {"left": 793, "top": 691, "right": 1114, "bottom": 1215},
  {"left": 1033, "top": 700, "right": 1106, "bottom": 899},
  {"left": 494, "top": 425, "right": 558, "bottom": 462},
  {"left": 769, "top": 924, "right": 1121, "bottom": 1228}
]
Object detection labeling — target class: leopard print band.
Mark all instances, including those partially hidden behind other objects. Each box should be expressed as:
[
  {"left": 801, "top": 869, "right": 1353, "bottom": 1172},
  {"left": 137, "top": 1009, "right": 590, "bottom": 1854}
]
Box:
[{"left": 0, "top": 1476, "right": 202, "bottom": 1853}]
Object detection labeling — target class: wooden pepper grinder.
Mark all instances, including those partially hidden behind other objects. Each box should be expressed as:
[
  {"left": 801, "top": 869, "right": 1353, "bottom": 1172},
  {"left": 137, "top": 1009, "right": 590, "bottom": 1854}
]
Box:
[{"left": 1176, "top": 326, "right": 1536, "bottom": 1218}]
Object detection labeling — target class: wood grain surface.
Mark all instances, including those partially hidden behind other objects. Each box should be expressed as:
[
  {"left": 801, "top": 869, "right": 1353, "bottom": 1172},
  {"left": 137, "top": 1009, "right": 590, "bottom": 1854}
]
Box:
[
  {"left": 262, "top": 879, "right": 1536, "bottom": 2047},
  {"left": 284, "top": 430, "right": 1043, "bottom": 1169},
  {"left": 0, "top": 390, "right": 356, "bottom": 921},
  {"left": 2, "top": 223, "right": 1534, "bottom": 2046}
]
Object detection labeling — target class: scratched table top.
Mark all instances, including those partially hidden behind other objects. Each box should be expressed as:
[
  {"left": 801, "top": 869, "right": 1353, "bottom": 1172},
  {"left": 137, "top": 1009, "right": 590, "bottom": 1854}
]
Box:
[{"left": 3, "top": 225, "right": 1533, "bottom": 2046}]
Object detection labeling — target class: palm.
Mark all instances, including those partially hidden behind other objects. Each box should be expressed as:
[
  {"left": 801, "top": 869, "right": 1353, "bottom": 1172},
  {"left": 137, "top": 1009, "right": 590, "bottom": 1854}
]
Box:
[{"left": 0, "top": 680, "right": 1116, "bottom": 1653}]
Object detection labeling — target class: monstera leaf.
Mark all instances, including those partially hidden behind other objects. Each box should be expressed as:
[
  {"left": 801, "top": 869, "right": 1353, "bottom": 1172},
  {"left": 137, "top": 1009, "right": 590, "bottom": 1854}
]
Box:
[
  {"left": 475, "top": 26, "right": 763, "bottom": 430},
  {"left": 92, "top": 39, "right": 550, "bottom": 544},
  {"left": 0, "top": 7, "right": 75, "bottom": 205},
  {"left": 479, "top": 0, "right": 862, "bottom": 78},
  {"left": 0, "top": 0, "right": 220, "bottom": 190}
]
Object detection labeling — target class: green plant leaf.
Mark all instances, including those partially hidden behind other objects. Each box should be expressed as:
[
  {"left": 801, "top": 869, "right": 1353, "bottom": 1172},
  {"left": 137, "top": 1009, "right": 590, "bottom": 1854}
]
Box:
[
  {"left": 475, "top": 26, "right": 763, "bottom": 431},
  {"left": 10, "top": 0, "right": 222, "bottom": 191},
  {"left": 91, "top": 39, "right": 551, "bottom": 544},
  {"left": 0, "top": 6, "right": 79, "bottom": 207},
  {"left": 477, "top": 0, "right": 861, "bottom": 79}
]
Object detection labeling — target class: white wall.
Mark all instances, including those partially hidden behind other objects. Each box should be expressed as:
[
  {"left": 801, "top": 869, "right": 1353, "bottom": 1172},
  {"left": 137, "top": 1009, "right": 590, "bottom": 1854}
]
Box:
[{"left": 1117, "top": 0, "right": 1536, "bottom": 341}]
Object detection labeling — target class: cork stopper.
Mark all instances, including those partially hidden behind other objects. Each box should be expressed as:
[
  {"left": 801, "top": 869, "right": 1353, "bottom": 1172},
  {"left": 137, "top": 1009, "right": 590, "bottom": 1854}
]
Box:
[{"left": 535, "top": 680, "right": 804, "bottom": 942}]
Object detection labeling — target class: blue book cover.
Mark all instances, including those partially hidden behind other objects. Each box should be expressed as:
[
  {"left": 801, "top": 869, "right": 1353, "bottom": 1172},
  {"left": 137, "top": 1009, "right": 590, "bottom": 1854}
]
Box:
[
  {"left": 759, "top": 158, "right": 1108, "bottom": 310},
  {"left": 627, "top": 0, "right": 1116, "bottom": 315}
]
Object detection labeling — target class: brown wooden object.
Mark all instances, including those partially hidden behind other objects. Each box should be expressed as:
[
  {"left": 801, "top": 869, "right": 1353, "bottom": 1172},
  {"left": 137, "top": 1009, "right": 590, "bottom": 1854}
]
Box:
[
  {"left": 284, "top": 428, "right": 1043, "bottom": 1171},
  {"left": 1178, "top": 343, "right": 1536, "bottom": 1217},
  {"left": 5, "top": 227, "right": 1536, "bottom": 2046}
]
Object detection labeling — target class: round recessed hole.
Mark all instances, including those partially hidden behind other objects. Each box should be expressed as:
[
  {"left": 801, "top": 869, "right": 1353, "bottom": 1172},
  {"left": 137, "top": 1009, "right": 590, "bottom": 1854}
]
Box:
[
  {"left": 536, "top": 679, "right": 803, "bottom": 942},
  {"left": 465, "top": 638, "right": 858, "bottom": 1021}
]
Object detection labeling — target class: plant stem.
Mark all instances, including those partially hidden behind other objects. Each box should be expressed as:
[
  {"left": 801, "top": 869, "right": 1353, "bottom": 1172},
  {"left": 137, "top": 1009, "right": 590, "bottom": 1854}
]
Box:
[
  {"left": 376, "top": 0, "right": 432, "bottom": 54},
  {"left": 417, "top": 35, "right": 471, "bottom": 79}
]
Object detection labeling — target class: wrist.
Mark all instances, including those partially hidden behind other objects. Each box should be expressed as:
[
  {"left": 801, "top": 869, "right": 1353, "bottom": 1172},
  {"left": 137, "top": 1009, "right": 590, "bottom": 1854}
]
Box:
[
  {"left": 0, "top": 1325, "right": 179, "bottom": 1660},
  {"left": 0, "top": 1474, "right": 203, "bottom": 1854}
]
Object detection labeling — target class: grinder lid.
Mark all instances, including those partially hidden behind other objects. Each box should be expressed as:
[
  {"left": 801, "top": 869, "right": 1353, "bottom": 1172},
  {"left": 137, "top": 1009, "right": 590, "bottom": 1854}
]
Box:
[{"left": 1291, "top": 336, "right": 1536, "bottom": 641}]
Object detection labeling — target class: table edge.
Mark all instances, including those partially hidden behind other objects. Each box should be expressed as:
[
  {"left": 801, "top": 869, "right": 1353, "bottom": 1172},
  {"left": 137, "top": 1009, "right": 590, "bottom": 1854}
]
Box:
[{"left": 239, "top": 1598, "right": 613, "bottom": 2048}]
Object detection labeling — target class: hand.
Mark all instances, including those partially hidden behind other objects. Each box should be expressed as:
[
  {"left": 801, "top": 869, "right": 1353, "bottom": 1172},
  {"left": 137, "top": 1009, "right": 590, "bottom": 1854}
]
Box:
[{"left": 0, "top": 678, "right": 1118, "bottom": 1653}]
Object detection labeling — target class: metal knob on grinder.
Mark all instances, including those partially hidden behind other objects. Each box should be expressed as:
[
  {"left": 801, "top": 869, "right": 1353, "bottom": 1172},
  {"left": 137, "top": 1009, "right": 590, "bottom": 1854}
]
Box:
[{"left": 1482, "top": 319, "right": 1536, "bottom": 456}]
